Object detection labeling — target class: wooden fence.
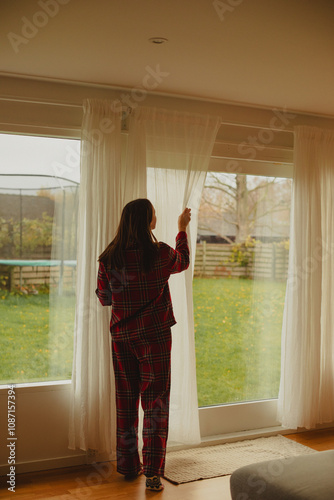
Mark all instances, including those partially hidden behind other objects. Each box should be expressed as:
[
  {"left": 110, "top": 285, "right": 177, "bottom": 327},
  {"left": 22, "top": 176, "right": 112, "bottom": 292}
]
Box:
[
  {"left": 1, "top": 242, "right": 289, "bottom": 291},
  {"left": 194, "top": 242, "right": 289, "bottom": 281},
  {"left": 0, "top": 265, "right": 76, "bottom": 292}
]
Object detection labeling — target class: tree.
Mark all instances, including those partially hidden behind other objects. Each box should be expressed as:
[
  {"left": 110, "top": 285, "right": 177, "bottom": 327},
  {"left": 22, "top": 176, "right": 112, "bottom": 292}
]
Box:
[{"left": 198, "top": 173, "right": 291, "bottom": 243}]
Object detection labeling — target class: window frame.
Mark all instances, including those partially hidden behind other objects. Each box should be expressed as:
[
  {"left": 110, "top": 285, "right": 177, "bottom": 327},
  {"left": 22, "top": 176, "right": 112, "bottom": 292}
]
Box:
[{"left": 195, "top": 164, "right": 293, "bottom": 436}]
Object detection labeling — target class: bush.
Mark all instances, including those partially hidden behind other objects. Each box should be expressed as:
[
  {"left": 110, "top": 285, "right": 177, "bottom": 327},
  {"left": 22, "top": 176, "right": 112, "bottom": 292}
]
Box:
[{"left": 228, "top": 236, "right": 257, "bottom": 277}]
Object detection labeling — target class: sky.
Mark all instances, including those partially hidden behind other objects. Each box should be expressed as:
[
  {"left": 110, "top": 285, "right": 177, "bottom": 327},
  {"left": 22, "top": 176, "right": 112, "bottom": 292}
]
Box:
[{"left": 0, "top": 133, "right": 80, "bottom": 192}]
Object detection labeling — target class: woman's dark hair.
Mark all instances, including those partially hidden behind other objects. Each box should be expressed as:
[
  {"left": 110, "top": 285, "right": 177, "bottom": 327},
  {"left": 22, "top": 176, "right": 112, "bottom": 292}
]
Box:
[{"left": 98, "top": 198, "right": 159, "bottom": 273}]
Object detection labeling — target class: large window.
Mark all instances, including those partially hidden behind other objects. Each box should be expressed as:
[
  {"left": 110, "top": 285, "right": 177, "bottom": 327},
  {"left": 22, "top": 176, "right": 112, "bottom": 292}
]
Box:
[
  {"left": 0, "top": 134, "right": 80, "bottom": 385},
  {"left": 194, "top": 172, "right": 292, "bottom": 407}
]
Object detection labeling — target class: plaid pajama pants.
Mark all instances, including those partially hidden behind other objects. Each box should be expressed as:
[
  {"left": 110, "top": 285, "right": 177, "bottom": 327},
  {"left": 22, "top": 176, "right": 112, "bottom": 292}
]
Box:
[{"left": 112, "top": 328, "right": 171, "bottom": 477}]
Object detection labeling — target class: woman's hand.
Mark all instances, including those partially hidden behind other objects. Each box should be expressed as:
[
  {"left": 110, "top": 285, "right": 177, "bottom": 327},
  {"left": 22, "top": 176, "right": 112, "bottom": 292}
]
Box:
[{"left": 178, "top": 208, "right": 191, "bottom": 232}]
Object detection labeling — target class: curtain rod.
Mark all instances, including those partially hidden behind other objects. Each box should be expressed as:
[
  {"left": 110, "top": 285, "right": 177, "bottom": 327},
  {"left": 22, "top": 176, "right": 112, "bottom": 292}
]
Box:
[{"left": 0, "top": 96, "right": 294, "bottom": 132}]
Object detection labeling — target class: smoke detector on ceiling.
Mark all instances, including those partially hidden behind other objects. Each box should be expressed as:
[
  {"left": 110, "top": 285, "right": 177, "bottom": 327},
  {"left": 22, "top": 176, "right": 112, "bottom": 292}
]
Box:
[{"left": 148, "top": 37, "right": 168, "bottom": 44}]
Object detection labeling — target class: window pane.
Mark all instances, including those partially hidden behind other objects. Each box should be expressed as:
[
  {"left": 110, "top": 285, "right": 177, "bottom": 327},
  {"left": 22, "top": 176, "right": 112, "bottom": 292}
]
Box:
[
  {"left": 0, "top": 134, "right": 80, "bottom": 384},
  {"left": 194, "top": 173, "right": 292, "bottom": 407}
]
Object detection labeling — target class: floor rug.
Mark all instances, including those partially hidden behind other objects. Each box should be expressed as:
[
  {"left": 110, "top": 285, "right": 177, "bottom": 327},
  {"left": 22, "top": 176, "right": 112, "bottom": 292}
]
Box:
[{"left": 164, "top": 435, "right": 317, "bottom": 484}]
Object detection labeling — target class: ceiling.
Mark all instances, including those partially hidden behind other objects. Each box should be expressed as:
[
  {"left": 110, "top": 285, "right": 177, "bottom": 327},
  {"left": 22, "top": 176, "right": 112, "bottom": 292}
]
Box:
[{"left": 1, "top": 0, "right": 334, "bottom": 116}]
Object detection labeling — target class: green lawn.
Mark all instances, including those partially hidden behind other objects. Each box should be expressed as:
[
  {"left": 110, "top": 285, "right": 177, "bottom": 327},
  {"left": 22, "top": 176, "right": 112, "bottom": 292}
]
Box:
[
  {"left": 193, "top": 277, "right": 286, "bottom": 407},
  {"left": 0, "top": 293, "right": 75, "bottom": 385},
  {"left": 0, "top": 278, "right": 286, "bottom": 408}
]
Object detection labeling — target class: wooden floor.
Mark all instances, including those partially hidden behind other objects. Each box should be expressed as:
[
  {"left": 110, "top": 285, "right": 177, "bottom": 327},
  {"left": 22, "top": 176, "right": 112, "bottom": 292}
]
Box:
[{"left": 1, "top": 428, "right": 334, "bottom": 499}]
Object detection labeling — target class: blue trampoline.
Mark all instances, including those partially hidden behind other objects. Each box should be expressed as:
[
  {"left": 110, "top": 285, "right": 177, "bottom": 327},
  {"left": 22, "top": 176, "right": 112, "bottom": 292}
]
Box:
[{"left": 0, "top": 260, "right": 77, "bottom": 267}]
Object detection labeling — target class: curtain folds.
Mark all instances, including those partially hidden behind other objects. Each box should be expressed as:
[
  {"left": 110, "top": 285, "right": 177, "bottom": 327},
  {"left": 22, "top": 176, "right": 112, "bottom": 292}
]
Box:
[
  {"left": 278, "top": 125, "right": 334, "bottom": 429},
  {"left": 68, "top": 99, "right": 146, "bottom": 454},
  {"left": 132, "top": 107, "right": 221, "bottom": 444},
  {"left": 69, "top": 101, "right": 220, "bottom": 453}
]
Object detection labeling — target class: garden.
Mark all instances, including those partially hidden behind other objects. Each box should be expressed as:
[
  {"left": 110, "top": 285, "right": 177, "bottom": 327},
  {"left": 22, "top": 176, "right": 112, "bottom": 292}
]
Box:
[
  {"left": 0, "top": 277, "right": 286, "bottom": 407},
  {"left": 0, "top": 170, "right": 290, "bottom": 405}
]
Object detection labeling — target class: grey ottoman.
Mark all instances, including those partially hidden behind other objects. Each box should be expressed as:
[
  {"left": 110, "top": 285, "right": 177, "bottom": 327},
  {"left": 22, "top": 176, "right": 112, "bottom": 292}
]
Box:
[{"left": 230, "top": 449, "right": 334, "bottom": 499}]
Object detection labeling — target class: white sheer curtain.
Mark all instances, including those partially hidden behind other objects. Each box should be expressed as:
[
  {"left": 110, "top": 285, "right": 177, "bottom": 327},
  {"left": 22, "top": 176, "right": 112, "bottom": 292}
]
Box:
[
  {"left": 69, "top": 99, "right": 146, "bottom": 454},
  {"left": 131, "top": 107, "right": 221, "bottom": 444},
  {"left": 69, "top": 101, "right": 220, "bottom": 452},
  {"left": 278, "top": 126, "right": 334, "bottom": 429},
  {"left": 49, "top": 180, "right": 79, "bottom": 379}
]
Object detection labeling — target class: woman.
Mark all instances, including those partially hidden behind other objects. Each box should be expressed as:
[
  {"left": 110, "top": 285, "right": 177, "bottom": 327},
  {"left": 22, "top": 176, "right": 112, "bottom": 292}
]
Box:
[{"left": 96, "top": 198, "right": 191, "bottom": 491}]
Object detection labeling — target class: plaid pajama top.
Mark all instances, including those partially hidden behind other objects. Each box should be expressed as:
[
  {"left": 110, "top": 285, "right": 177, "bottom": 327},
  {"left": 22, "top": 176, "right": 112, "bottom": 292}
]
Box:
[{"left": 95, "top": 231, "right": 189, "bottom": 339}]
